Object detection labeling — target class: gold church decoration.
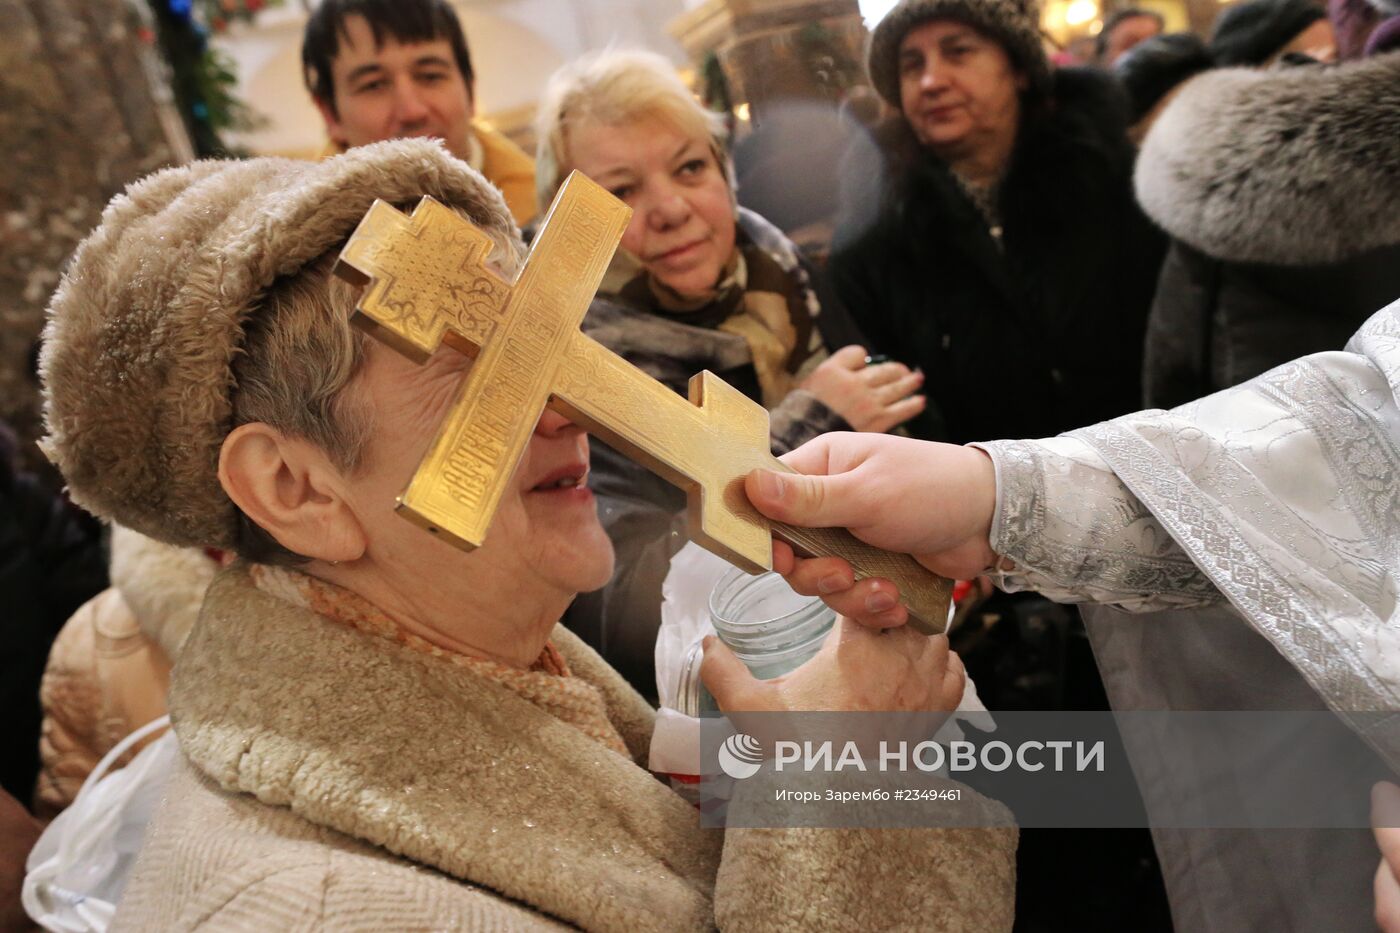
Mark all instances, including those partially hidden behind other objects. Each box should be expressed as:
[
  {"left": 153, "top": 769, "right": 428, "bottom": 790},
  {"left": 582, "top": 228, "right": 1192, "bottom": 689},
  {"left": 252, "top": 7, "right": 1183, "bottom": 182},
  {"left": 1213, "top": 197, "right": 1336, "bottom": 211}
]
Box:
[{"left": 334, "top": 171, "right": 953, "bottom": 634}]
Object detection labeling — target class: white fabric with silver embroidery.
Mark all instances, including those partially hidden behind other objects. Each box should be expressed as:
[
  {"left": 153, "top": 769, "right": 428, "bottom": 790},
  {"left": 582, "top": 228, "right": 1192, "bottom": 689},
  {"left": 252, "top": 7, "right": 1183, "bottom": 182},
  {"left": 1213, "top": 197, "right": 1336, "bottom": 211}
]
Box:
[{"left": 980, "top": 299, "right": 1400, "bottom": 733}]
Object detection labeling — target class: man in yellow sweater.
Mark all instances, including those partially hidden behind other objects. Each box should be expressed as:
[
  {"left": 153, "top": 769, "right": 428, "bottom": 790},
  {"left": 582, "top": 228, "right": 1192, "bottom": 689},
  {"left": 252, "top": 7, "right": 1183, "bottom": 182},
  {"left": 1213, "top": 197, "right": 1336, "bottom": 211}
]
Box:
[{"left": 302, "top": 0, "right": 537, "bottom": 226}]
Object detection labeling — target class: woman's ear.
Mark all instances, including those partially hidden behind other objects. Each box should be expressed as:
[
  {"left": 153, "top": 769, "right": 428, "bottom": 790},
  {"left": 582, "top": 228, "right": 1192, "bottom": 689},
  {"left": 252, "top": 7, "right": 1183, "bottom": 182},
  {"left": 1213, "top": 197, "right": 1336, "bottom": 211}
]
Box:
[{"left": 218, "top": 423, "right": 366, "bottom": 563}]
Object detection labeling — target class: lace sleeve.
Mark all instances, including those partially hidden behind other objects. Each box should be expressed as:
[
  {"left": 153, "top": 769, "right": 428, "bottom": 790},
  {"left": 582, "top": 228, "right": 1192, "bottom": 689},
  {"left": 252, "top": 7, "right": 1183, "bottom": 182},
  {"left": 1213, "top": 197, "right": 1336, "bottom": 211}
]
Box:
[{"left": 973, "top": 437, "right": 1222, "bottom": 611}]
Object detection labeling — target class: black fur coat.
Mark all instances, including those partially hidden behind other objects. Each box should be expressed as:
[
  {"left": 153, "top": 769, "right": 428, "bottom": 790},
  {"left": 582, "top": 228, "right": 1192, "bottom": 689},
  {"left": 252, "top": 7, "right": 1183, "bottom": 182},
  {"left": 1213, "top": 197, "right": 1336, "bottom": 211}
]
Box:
[{"left": 829, "top": 68, "right": 1166, "bottom": 443}]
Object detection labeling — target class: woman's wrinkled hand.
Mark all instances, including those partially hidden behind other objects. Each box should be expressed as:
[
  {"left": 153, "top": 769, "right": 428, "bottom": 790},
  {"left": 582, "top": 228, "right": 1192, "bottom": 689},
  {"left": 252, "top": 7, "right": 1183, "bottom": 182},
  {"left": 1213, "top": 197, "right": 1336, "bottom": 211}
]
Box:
[
  {"left": 700, "top": 617, "right": 965, "bottom": 714},
  {"left": 800, "top": 345, "right": 925, "bottom": 434}
]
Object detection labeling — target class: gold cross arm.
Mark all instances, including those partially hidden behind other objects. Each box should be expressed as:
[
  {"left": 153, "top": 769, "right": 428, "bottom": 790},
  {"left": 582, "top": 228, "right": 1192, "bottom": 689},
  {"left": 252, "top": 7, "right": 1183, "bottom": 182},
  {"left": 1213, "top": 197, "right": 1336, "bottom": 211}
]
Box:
[{"left": 333, "top": 171, "right": 953, "bottom": 634}]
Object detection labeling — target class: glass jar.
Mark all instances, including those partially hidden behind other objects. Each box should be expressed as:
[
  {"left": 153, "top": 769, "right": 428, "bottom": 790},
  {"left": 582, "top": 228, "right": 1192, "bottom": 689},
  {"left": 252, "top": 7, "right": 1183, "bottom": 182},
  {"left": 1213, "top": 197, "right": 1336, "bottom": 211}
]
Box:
[{"left": 674, "top": 566, "right": 837, "bottom": 716}]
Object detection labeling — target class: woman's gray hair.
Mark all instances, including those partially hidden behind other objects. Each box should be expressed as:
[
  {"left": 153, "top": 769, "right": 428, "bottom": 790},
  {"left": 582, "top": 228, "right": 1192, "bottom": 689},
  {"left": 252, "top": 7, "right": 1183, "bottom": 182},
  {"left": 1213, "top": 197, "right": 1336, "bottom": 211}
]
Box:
[
  {"left": 230, "top": 216, "right": 522, "bottom": 566},
  {"left": 534, "top": 49, "right": 732, "bottom": 210}
]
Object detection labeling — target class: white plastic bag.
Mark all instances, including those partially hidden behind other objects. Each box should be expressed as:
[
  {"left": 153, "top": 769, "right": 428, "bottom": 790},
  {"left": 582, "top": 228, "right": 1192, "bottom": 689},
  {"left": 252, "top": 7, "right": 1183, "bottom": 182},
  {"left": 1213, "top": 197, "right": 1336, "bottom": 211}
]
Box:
[{"left": 23, "top": 716, "right": 176, "bottom": 933}]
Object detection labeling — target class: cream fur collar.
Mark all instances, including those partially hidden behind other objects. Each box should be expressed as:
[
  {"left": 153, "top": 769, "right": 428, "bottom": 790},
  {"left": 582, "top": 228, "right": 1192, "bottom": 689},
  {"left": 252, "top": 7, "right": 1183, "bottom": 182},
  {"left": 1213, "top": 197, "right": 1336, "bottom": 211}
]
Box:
[{"left": 169, "top": 566, "right": 721, "bottom": 931}]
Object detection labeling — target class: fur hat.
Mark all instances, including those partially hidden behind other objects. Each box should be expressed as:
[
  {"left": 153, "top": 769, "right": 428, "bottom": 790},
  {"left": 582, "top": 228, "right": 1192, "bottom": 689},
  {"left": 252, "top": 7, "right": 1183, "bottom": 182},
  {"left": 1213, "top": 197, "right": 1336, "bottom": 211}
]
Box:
[
  {"left": 866, "top": 0, "right": 1052, "bottom": 109},
  {"left": 1209, "top": 0, "right": 1327, "bottom": 65},
  {"left": 1114, "top": 32, "right": 1214, "bottom": 122},
  {"left": 40, "top": 138, "right": 517, "bottom": 551}
]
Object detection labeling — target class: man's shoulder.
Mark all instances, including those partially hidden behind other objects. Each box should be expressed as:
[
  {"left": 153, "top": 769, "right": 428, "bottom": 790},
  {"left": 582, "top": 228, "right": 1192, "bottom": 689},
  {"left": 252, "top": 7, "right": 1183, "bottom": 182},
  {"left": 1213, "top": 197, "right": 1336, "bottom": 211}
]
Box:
[
  {"left": 472, "top": 121, "right": 537, "bottom": 224},
  {"left": 473, "top": 121, "right": 534, "bottom": 179}
]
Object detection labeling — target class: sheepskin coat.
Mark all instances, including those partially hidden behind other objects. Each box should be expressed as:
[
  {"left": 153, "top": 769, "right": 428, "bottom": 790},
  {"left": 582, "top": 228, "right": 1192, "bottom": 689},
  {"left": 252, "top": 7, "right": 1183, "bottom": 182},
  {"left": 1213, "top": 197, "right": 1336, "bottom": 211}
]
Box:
[
  {"left": 114, "top": 565, "right": 1017, "bottom": 931},
  {"left": 36, "top": 527, "right": 218, "bottom": 816},
  {"left": 828, "top": 68, "right": 1165, "bottom": 444},
  {"left": 1136, "top": 53, "right": 1400, "bottom": 408}
]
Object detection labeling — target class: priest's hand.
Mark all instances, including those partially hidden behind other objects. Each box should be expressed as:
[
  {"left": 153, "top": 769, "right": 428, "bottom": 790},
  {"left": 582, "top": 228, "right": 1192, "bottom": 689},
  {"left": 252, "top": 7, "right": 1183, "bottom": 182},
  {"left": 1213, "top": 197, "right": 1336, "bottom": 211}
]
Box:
[
  {"left": 799, "top": 346, "right": 926, "bottom": 434},
  {"left": 699, "top": 615, "right": 965, "bottom": 714},
  {"left": 744, "top": 433, "right": 999, "bottom": 627}
]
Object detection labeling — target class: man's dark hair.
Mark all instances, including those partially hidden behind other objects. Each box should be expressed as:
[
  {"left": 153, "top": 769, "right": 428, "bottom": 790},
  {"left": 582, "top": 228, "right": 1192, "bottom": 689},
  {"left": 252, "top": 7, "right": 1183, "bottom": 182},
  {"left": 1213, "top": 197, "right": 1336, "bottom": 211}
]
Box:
[
  {"left": 302, "top": 0, "right": 475, "bottom": 116},
  {"left": 1096, "top": 8, "right": 1167, "bottom": 59}
]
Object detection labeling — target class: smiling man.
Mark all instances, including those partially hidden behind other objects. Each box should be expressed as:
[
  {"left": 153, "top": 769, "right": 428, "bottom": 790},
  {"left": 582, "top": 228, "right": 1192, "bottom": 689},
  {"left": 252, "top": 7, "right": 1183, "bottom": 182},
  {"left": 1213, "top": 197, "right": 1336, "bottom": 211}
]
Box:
[{"left": 302, "top": 0, "right": 538, "bottom": 225}]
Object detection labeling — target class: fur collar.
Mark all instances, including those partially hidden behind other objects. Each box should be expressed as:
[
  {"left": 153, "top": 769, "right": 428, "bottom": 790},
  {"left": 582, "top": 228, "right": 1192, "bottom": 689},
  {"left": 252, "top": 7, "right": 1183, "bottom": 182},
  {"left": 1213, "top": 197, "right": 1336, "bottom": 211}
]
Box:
[
  {"left": 1135, "top": 53, "right": 1400, "bottom": 264},
  {"left": 169, "top": 566, "right": 720, "bottom": 932}
]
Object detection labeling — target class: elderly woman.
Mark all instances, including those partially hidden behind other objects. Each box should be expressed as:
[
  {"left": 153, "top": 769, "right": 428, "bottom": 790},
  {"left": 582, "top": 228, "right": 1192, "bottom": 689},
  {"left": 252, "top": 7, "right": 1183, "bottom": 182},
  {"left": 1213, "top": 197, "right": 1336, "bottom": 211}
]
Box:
[
  {"left": 827, "top": 2, "right": 1170, "bottom": 925},
  {"left": 38, "top": 140, "right": 1014, "bottom": 929},
  {"left": 830, "top": 0, "right": 1165, "bottom": 446},
  {"left": 536, "top": 51, "right": 925, "bottom": 696}
]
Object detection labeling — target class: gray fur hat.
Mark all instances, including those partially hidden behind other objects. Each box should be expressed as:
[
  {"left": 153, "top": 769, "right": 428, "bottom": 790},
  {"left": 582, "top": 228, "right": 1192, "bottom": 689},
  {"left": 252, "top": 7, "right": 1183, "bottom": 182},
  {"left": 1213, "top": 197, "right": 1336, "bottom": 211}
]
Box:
[
  {"left": 867, "top": 0, "right": 1052, "bottom": 108},
  {"left": 40, "top": 138, "right": 517, "bottom": 550}
]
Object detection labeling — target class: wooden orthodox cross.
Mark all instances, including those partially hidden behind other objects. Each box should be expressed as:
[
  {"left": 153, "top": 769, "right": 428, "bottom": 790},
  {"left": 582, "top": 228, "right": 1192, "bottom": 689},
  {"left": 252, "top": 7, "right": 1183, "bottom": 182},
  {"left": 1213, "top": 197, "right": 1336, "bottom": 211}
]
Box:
[{"left": 334, "top": 171, "right": 952, "bottom": 634}]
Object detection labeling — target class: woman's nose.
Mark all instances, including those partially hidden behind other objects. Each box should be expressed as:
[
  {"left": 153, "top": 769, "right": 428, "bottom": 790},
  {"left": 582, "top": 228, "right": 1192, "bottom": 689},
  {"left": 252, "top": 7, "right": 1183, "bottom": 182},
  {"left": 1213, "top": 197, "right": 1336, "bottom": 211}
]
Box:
[
  {"left": 646, "top": 189, "right": 691, "bottom": 230},
  {"left": 535, "top": 407, "right": 582, "bottom": 437},
  {"left": 919, "top": 61, "right": 949, "bottom": 92}
]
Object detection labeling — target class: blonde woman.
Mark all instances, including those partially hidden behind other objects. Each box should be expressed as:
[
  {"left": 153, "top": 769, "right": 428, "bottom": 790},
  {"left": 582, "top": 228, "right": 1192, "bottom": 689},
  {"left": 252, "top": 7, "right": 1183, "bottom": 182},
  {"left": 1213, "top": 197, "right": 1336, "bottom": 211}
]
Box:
[{"left": 540, "top": 51, "right": 926, "bottom": 694}]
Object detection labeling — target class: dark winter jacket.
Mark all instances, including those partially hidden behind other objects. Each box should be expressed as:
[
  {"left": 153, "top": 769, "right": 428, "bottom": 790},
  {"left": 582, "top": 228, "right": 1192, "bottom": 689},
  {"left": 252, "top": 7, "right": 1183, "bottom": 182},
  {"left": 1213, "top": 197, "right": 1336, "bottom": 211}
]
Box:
[
  {"left": 0, "top": 423, "right": 107, "bottom": 808},
  {"left": 829, "top": 68, "right": 1166, "bottom": 443},
  {"left": 1136, "top": 53, "right": 1400, "bottom": 408},
  {"left": 564, "top": 214, "right": 853, "bottom": 700}
]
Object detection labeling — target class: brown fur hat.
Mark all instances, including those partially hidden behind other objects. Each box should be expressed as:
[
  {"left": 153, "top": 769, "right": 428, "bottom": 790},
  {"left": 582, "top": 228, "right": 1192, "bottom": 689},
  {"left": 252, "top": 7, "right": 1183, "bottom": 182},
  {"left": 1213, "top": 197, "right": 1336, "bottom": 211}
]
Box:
[
  {"left": 40, "top": 138, "right": 517, "bottom": 550},
  {"left": 867, "top": 0, "right": 1052, "bottom": 108}
]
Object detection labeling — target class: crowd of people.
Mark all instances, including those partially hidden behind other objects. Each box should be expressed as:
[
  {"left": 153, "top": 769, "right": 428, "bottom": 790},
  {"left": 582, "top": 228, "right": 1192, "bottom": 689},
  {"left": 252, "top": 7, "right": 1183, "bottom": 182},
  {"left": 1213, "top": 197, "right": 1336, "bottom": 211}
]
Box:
[{"left": 2, "top": 0, "right": 1399, "bottom": 928}]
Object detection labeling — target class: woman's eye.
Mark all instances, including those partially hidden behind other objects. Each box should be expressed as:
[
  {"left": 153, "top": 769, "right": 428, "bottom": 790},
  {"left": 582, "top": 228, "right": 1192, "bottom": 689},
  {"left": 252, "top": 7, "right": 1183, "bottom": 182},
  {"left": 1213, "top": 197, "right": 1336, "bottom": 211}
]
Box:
[
  {"left": 608, "top": 185, "right": 636, "bottom": 201},
  {"left": 678, "top": 159, "right": 706, "bottom": 178}
]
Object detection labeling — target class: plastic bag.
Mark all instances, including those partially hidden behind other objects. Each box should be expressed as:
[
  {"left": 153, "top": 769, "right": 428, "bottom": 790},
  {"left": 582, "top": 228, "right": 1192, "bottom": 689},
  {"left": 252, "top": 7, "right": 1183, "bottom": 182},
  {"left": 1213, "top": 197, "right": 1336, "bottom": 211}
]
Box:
[
  {"left": 649, "top": 544, "right": 729, "bottom": 786},
  {"left": 23, "top": 716, "right": 176, "bottom": 932}
]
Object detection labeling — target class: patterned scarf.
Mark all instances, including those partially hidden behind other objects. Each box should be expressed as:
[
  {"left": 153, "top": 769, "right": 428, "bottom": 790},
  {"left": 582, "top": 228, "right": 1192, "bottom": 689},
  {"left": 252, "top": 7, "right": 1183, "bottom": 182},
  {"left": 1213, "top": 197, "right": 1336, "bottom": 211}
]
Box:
[
  {"left": 249, "top": 564, "right": 631, "bottom": 757},
  {"left": 602, "top": 209, "right": 827, "bottom": 408}
]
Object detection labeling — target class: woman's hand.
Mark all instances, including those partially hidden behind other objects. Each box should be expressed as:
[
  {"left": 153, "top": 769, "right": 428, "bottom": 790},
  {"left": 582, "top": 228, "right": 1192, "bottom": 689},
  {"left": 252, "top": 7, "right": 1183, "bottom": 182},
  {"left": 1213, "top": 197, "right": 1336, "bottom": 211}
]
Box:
[
  {"left": 1374, "top": 782, "right": 1400, "bottom": 931},
  {"left": 700, "top": 616, "right": 965, "bottom": 714},
  {"left": 799, "top": 345, "right": 925, "bottom": 434}
]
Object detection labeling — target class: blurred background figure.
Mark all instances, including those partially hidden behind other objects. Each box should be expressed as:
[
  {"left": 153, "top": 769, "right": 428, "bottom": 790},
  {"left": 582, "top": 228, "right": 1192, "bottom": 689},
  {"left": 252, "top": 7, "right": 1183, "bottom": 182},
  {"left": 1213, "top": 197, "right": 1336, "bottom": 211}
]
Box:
[
  {"left": 33, "top": 528, "right": 221, "bottom": 819},
  {"left": 832, "top": 0, "right": 1163, "bottom": 451},
  {"left": 536, "top": 50, "right": 923, "bottom": 698},
  {"left": 1331, "top": 0, "right": 1400, "bottom": 56},
  {"left": 731, "top": 96, "right": 870, "bottom": 260},
  {"left": 302, "top": 0, "right": 539, "bottom": 225},
  {"left": 1209, "top": 0, "right": 1335, "bottom": 64},
  {"left": 1096, "top": 7, "right": 1166, "bottom": 65},
  {"left": 1137, "top": 0, "right": 1398, "bottom": 411},
  {"left": 831, "top": 0, "right": 1171, "bottom": 928},
  {"left": 0, "top": 420, "right": 106, "bottom": 814},
  {"left": 1113, "top": 32, "right": 1215, "bottom": 142}
]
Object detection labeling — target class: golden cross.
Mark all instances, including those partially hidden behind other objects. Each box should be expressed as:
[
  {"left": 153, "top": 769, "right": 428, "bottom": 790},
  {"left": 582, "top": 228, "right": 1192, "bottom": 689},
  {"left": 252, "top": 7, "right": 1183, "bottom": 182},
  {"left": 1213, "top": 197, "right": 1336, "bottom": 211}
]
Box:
[{"left": 334, "top": 171, "right": 952, "bottom": 634}]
